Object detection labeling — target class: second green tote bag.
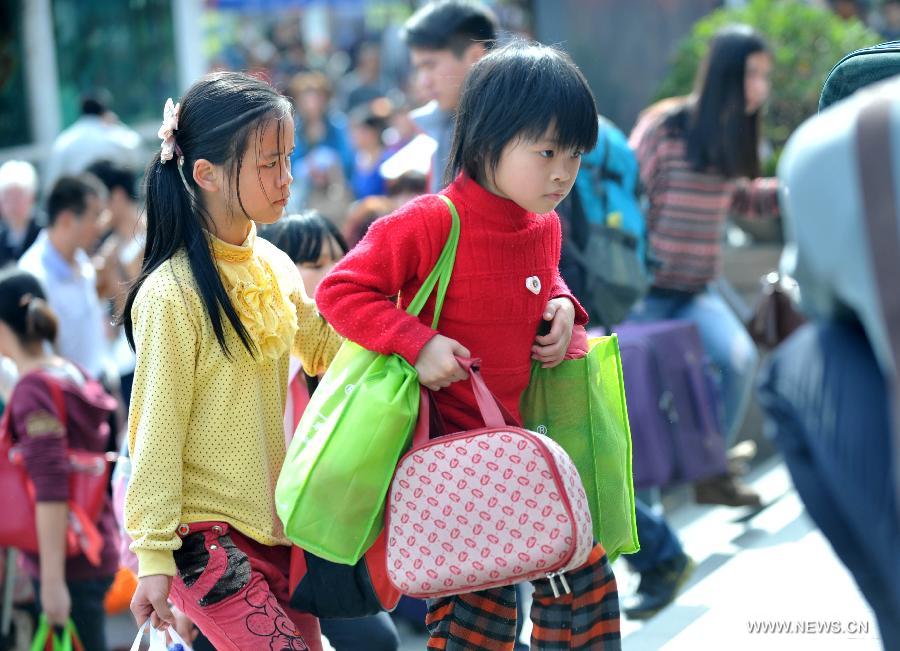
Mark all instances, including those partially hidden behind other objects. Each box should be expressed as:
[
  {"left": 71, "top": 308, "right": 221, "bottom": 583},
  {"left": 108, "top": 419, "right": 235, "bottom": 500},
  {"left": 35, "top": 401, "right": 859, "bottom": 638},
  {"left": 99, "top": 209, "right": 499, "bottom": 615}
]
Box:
[{"left": 520, "top": 334, "right": 639, "bottom": 561}]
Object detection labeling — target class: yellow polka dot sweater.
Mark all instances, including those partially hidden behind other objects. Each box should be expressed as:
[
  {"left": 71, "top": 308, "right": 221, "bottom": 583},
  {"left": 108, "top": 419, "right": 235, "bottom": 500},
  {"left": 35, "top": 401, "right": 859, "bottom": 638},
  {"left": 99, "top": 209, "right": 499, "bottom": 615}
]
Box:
[{"left": 124, "top": 224, "right": 342, "bottom": 578}]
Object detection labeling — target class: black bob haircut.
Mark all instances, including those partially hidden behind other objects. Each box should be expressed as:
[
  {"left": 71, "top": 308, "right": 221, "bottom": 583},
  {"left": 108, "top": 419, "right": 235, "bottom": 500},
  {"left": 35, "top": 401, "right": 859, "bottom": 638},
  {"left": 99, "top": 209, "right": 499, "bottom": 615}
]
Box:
[
  {"left": 402, "top": 0, "right": 498, "bottom": 57},
  {"left": 258, "top": 211, "right": 348, "bottom": 266},
  {"left": 447, "top": 40, "right": 599, "bottom": 186}
]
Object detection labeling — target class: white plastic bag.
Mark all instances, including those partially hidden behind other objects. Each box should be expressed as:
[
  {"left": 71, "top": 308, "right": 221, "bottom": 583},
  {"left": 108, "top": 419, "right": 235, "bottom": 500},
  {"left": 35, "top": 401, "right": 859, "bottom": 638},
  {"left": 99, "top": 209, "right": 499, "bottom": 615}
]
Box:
[{"left": 129, "top": 620, "right": 193, "bottom": 651}]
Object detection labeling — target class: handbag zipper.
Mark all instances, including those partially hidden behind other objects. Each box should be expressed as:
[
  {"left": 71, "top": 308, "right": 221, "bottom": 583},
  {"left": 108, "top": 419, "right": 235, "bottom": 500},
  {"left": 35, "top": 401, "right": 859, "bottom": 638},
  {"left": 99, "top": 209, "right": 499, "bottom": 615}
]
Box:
[{"left": 545, "top": 571, "right": 572, "bottom": 597}]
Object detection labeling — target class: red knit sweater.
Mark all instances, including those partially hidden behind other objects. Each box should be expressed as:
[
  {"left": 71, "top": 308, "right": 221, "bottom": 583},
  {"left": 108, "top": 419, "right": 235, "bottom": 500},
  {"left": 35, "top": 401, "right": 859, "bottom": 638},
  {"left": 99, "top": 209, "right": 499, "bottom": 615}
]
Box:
[{"left": 316, "top": 174, "right": 588, "bottom": 432}]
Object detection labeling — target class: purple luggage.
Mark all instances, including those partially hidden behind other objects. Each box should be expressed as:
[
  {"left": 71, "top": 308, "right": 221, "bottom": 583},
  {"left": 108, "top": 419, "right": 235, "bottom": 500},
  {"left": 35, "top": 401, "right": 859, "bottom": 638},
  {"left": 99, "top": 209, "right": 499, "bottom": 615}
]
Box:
[{"left": 614, "top": 319, "right": 728, "bottom": 489}]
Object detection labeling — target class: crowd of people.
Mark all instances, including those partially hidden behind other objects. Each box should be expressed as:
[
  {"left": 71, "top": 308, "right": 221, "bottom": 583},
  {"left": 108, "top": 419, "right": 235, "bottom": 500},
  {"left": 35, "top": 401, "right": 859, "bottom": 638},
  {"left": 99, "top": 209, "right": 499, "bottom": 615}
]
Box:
[{"left": 0, "top": 0, "right": 898, "bottom": 650}]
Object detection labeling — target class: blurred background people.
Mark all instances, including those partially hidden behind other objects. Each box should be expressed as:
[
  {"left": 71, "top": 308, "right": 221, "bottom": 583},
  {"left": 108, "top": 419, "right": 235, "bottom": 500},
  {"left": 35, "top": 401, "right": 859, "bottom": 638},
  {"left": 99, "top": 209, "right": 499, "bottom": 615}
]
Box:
[
  {"left": 0, "top": 161, "right": 43, "bottom": 268},
  {"left": 0, "top": 269, "right": 119, "bottom": 651},
  {"left": 628, "top": 25, "right": 779, "bottom": 508},
  {"left": 761, "top": 76, "right": 900, "bottom": 647},
  {"left": 18, "top": 175, "right": 110, "bottom": 380},
  {"left": 85, "top": 160, "right": 144, "bottom": 408},
  {"left": 403, "top": 0, "right": 498, "bottom": 192},
  {"left": 43, "top": 94, "right": 141, "bottom": 192},
  {"left": 349, "top": 99, "right": 393, "bottom": 199}
]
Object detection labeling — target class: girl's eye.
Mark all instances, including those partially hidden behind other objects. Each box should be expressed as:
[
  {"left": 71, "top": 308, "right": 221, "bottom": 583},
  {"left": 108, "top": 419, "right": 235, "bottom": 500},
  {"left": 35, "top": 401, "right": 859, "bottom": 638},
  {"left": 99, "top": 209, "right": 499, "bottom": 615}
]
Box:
[
  {"left": 573, "top": 150, "right": 584, "bottom": 159},
  {"left": 264, "top": 160, "right": 278, "bottom": 169},
  {"left": 540, "top": 150, "right": 555, "bottom": 159}
]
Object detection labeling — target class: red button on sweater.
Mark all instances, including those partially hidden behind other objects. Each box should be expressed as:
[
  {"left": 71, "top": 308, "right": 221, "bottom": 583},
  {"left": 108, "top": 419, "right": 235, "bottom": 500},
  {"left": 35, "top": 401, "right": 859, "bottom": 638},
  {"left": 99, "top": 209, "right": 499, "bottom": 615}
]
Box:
[{"left": 315, "top": 174, "right": 588, "bottom": 432}]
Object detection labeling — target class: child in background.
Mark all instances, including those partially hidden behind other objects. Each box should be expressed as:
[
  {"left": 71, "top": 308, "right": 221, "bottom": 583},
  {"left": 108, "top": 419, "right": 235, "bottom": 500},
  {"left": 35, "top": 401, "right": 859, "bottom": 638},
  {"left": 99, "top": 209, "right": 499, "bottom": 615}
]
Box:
[
  {"left": 316, "top": 41, "right": 621, "bottom": 650},
  {"left": 123, "top": 71, "right": 342, "bottom": 651},
  {"left": 259, "top": 212, "right": 401, "bottom": 651}
]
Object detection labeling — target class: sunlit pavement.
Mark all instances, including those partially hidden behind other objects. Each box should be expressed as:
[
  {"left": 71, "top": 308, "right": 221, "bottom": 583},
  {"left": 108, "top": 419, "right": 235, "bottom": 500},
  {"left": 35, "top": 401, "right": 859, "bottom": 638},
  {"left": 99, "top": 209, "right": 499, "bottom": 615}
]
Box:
[{"left": 618, "top": 457, "right": 882, "bottom": 650}]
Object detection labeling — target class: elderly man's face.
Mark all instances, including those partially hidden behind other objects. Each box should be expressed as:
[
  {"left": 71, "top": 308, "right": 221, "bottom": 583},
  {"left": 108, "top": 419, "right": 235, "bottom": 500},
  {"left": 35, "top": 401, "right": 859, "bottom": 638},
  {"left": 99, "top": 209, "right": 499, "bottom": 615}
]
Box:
[{"left": 0, "top": 185, "right": 36, "bottom": 225}]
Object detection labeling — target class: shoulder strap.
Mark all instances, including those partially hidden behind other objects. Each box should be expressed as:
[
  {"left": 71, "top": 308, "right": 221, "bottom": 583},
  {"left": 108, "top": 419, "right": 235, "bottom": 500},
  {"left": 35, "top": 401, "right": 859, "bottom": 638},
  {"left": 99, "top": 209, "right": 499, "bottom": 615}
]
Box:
[
  {"left": 854, "top": 96, "right": 900, "bottom": 519},
  {"left": 405, "top": 194, "right": 461, "bottom": 328}
]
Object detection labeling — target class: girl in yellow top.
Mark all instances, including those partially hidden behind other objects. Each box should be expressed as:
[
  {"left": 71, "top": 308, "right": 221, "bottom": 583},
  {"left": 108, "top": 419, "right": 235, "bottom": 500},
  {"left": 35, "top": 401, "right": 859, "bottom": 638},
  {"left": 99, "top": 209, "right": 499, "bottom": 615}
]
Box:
[{"left": 123, "top": 71, "right": 341, "bottom": 651}]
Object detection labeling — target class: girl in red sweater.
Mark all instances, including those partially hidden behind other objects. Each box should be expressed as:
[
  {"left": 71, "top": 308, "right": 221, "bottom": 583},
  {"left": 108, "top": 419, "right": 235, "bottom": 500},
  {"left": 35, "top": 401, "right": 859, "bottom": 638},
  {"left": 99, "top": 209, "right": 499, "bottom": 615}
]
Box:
[{"left": 316, "top": 40, "right": 621, "bottom": 651}]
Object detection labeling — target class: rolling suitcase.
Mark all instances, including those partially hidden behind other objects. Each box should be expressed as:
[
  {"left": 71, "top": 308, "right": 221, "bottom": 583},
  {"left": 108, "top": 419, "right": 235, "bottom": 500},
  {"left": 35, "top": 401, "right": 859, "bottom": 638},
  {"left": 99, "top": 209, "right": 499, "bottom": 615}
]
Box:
[{"left": 615, "top": 320, "right": 728, "bottom": 489}]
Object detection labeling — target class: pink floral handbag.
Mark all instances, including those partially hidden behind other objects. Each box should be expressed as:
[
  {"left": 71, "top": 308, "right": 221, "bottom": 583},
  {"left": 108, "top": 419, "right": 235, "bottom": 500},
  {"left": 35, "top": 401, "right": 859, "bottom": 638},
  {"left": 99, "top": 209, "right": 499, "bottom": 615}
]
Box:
[{"left": 386, "top": 359, "right": 594, "bottom": 599}]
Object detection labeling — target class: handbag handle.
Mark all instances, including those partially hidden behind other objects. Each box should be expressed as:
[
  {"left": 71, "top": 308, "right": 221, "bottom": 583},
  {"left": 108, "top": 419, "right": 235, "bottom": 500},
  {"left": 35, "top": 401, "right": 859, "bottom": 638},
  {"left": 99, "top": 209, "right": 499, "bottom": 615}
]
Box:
[
  {"left": 453, "top": 357, "right": 508, "bottom": 429},
  {"left": 404, "top": 195, "right": 460, "bottom": 329},
  {"left": 410, "top": 358, "right": 518, "bottom": 448}
]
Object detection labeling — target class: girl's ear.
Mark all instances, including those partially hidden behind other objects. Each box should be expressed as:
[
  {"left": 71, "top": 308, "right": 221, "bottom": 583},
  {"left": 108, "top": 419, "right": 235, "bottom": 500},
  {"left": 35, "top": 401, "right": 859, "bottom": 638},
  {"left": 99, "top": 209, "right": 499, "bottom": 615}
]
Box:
[{"left": 192, "top": 159, "right": 221, "bottom": 193}]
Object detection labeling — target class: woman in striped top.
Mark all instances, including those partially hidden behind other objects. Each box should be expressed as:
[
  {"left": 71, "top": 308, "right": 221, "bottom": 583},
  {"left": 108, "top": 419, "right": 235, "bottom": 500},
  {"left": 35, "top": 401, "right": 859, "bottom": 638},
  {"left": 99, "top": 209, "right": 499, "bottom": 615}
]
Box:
[{"left": 629, "top": 25, "right": 778, "bottom": 507}]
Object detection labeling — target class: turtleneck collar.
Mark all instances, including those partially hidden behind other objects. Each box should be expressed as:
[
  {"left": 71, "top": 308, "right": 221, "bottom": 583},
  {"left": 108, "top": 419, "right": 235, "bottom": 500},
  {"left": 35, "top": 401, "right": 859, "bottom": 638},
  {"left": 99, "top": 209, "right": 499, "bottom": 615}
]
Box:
[
  {"left": 209, "top": 222, "right": 255, "bottom": 264},
  {"left": 445, "top": 173, "right": 533, "bottom": 230}
]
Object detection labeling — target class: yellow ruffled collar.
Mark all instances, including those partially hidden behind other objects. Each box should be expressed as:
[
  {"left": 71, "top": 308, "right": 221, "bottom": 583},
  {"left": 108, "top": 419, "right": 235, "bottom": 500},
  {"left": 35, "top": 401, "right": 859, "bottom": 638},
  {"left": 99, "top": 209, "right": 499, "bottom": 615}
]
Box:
[
  {"left": 209, "top": 225, "right": 256, "bottom": 264},
  {"left": 207, "top": 223, "right": 298, "bottom": 360}
]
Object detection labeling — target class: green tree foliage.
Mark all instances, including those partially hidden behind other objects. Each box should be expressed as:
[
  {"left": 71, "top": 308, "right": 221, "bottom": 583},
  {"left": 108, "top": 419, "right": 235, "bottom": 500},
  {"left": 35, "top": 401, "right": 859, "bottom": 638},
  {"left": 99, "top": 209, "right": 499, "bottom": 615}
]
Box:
[{"left": 658, "top": 0, "right": 880, "bottom": 170}]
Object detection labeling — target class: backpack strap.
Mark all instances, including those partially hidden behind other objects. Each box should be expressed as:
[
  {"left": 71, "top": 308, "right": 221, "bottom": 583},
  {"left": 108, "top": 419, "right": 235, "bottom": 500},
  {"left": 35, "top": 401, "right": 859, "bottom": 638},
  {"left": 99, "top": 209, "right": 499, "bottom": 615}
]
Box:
[{"left": 854, "top": 96, "right": 900, "bottom": 519}]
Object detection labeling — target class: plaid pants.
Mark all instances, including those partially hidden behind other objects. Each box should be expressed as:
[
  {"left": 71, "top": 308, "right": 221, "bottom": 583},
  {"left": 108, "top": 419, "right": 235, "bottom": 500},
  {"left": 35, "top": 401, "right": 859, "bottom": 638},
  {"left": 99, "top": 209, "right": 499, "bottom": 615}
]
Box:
[{"left": 425, "top": 543, "right": 621, "bottom": 650}]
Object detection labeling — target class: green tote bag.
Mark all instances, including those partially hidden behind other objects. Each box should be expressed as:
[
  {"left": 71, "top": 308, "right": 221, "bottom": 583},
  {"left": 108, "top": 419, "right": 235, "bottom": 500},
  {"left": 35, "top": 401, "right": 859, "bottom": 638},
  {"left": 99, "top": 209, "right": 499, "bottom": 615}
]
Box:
[
  {"left": 30, "top": 616, "right": 81, "bottom": 651},
  {"left": 520, "top": 334, "right": 639, "bottom": 561},
  {"left": 276, "top": 195, "right": 460, "bottom": 565}
]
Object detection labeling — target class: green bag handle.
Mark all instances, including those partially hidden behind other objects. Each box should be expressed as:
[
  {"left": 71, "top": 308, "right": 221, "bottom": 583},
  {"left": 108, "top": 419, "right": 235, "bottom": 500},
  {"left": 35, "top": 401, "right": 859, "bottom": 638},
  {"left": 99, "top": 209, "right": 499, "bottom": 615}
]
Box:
[
  {"left": 30, "top": 616, "right": 79, "bottom": 651},
  {"left": 404, "top": 194, "right": 460, "bottom": 329}
]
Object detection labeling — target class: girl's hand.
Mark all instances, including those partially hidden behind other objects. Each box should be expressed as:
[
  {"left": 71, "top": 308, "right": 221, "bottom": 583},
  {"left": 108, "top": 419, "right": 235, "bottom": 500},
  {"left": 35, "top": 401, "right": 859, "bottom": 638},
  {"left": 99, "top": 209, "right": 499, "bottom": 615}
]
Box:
[
  {"left": 532, "top": 298, "right": 575, "bottom": 368},
  {"left": 40, "top": 577, "right": 71, "bottom": 626},
  {"left": 131, "top": 574, "right": 175, "bottom": 630},
  {"left": 415, "top": 335, "right": 471, "bottom": 391}
]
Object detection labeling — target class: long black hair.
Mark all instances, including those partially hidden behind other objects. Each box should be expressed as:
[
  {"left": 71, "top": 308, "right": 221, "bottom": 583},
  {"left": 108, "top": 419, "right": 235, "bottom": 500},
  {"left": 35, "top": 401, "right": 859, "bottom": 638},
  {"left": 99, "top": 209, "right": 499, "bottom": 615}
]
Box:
[
  {"left": 447, "top": 40, "right": 598, "bottom": 186},
  {"left": 258, "top": 211, "right": 348, "bottom": 265},
  {"left": 123, "top": 71, "right": 293, "bottom": 357},
  {"left": 678, "top": 24, "right": 770, "bottom": 178}
]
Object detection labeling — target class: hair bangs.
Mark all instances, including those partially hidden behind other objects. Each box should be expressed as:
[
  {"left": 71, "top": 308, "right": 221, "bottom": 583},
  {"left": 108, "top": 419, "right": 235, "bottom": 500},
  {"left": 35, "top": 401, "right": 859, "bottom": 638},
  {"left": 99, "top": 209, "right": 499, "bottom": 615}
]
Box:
[{"left": 537, "top": 77, "right": 599, "bottom": 155}]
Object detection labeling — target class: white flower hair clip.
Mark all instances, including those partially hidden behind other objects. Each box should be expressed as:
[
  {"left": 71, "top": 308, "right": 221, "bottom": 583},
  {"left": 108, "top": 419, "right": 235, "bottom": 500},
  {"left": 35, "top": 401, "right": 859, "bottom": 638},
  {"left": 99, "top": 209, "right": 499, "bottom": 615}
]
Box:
[{"left": 158, "top": 98, "right": 181, "bottom": 163}]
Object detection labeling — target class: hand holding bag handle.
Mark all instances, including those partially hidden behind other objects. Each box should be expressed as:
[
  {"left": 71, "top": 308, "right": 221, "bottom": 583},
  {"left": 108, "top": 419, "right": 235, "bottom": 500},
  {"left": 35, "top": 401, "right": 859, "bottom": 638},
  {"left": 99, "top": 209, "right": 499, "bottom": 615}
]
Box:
[
  {"left": 410, "top": 358, "right": 518, "bottom": 448},
  {"left": 129, "top": 620, "right": 192, "bottom": 651}
]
